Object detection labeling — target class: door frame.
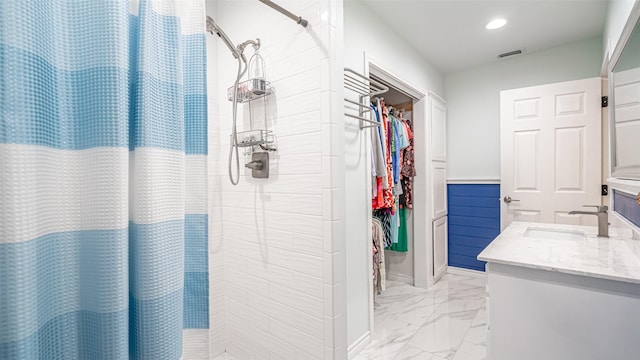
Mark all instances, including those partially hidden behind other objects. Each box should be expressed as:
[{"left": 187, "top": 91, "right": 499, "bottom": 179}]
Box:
[{"left": 362, "top": 52, "right": 430, "bottom": 338}]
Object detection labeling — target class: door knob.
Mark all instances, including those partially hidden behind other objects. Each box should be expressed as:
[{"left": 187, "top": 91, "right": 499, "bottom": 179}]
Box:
[{"left": 503, "top": 196, "right": 520, "bottom": 204}]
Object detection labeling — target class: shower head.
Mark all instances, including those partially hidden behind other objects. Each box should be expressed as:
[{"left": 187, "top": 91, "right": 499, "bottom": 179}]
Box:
[{"left": 206, "top": 16, "right": 239, "bottom": 59}]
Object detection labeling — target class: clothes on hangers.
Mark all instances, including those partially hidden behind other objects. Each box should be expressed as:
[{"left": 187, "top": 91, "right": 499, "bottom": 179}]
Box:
[
  {"left": 370, "top": 99, "right": 416, "bottom": 253},
  {"left": 391, "top": 207, "right": 409, "bottom": 252},
  {"left": 372, "top": 218, "right": 386, "bottom": 293},
  {"left": 400, "top": 118, "right": 416, "bottom": 209},
  {"left": 372, "top": 99, "right": 395, "bottom": 210}
]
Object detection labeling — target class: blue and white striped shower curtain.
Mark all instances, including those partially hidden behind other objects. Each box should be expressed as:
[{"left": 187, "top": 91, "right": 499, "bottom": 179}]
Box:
[{"left": 0, "top": 1, "right": 209, "bottom": 359}]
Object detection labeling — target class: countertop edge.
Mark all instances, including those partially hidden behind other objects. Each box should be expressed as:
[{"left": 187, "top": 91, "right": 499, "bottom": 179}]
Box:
[
  {"left": 478, "top": 255, "right": 640, "bottom": 285},
  {"left": 478, "top": 222, "right": 640, "bottom": 285}
]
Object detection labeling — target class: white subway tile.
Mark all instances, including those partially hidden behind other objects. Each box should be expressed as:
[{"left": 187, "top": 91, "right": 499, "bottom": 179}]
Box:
[
  {"left": 276, "top": 110, "right": 322, "bottom": 137},
  {"left": 322, "top": 188, "right": 341, "bottom": 221},
  {"left": 274, "top": 153, "right": 322, "bottom": 175},
  {"left": 323, "top": 283, "right": 338, "bottom": 316},
  {"left": 334, "top": 311, "right": 346, "bottom": 350},
  {"left": 275, "top": 90, "right": 322, "bottom": 119},
  {"left": 227, "top": 271, "right": 269, "bottom": 298},
  {"left": 291, "top": 231, "right": 323, "bottom": 256},
  {"left": 267, "top": 211, "right": 323, "bottom": 237},
  {"left": 227, "top": 326, "right": 269, "bottom": 360},
  {"left": 321, "top": 123, "right": 341, "bottom": 156},
  {"left": 225, "top": 282, "right": 249, "bottom": 305},
  {"left": 246, "top": 258, "right": 294, "bottom": 287},
  {"left": 267, "top": 246, "right": 323, "bottom": 278},
  {"left": 292, "top": 272, "right": 324, "bottom": 298},
  {"left": 324, "top": 315, "right": 335, "bottom": 348},
  {"left": 294, "top": 348, "right": 322, "bottom": 360},
  {"left": 271, "top": 319, "right": 324, "bottom": 359},
  {"left": 277, "top": 132, "right": 322, "bottom": 156},
  {"left": 322, "top": 220, "right": 343, "bottom": 254},
  {"left": 227, "top": 299, "right": 270, "bottom": 331},
  {"left": 250, "top": 325, "right": 297, "bottom": 360},
  {"left": 269, "top": 282, "right": 323, "bottom": 319},
  {"left": 272, "top": 46, "right": 327, "bottom": 81},
  {"left": 323, "top": 251, "right": 340, "bottom": 285},
  {"left": 322, "top": 156, "right": 338, "bottom": 189},
  {"left": 248, "top": 294, "right": 294, "bottom": 324},
  {"left": 291, "top": 308, "right": 325, "bottom": 340},
  {"left": 271, "top": 67, "right": 322, "bottom": 101}
]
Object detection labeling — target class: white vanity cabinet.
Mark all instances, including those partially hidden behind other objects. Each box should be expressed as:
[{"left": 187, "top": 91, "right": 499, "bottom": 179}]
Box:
[
  {"left": 484, "top": 263, "right": 640, "bottom": 360},
  {"left": 479, "top": 222, "right": 640, "bottom": 360}
]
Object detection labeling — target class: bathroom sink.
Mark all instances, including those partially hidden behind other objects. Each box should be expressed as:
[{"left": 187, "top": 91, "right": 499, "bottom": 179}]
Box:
[{"left": 524, "top": 227, "right": 586, "bottom": 241}]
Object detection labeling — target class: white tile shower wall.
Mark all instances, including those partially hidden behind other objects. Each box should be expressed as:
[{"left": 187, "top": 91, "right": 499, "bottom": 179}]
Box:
[{"left": 210, "top": 1, "right": 345, "bottom": 359}]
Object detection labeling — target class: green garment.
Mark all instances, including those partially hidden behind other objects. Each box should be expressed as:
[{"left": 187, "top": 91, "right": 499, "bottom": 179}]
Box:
[{"left": 390, "top": 207, "right": 409, "bottom": 252}]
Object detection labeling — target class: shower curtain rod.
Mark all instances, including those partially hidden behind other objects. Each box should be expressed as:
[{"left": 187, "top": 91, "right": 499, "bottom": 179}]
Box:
[{"left": 258, "top": 0, "right": 308, "bottom": 28}]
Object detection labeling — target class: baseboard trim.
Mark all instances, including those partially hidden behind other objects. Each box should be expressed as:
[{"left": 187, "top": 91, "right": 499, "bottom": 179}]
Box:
[
  {"left": 348, "top": 331, "right": 371, "bottom": 359},
  {"left": 385, "top": 272, "right": 414, "bottom": 285},
  {"left": 447, "top": 266, "right": 486, "bottom": 278}
]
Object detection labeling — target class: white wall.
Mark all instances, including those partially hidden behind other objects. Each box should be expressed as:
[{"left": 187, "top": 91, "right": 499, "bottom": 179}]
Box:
[
  {"left": 445, "top": 36, "right": 603, "bottom": 180},
  {"left": 343, "top": 0, "right": 443, "bottom": 349},
  {"left": 208, "top": 1, "right": 346, "bottom": 359},
  {"left": 604, "top": 0, "right": 638, "bottom": 58}
]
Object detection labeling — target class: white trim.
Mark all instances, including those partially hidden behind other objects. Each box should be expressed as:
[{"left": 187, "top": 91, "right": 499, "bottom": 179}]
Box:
[
  {"left": 385, "top": 272, "right": 414, "bottom": 285},
  {"left": 364, "top": 52, "right": 431, "bottom": 342},
  {"left": 601, "top": 50, "right": 610, "bottom": 78},
  {"left": 608, "top": 178, "right": 640, "bottom": 196},
  {"left": 611, "top": 211, "right": 640, "bottom": 238},
  {"left": 609, "top": 0, "right": 640, "bottom": 72},
  {"left": 428, "top": 91, "right": 447, "bottom": 105},
  {"left": 447, "top": 178, "right": 501, "bottom": 184},
  {"left": 447, "top": 266, "right": 487, "bottom": 278},
  {"left": 366, "top": 56, "right": 427, "bottom": 100},
  {"left": 348, "top": 331, "right": 371, "bottom": 359}
]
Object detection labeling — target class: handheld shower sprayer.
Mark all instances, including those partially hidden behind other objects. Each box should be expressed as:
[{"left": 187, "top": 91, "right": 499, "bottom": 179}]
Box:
[
  {"left": 206, "top": 16, "right": 260, "bottom": 185},
  {"left": 206, "top": 16, "right": 239, "bottom": 59}
]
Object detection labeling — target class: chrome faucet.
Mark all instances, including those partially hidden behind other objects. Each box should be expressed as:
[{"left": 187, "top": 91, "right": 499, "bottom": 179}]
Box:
[{"left": 569, "top": 205, "right": 609, "bottom": 238}]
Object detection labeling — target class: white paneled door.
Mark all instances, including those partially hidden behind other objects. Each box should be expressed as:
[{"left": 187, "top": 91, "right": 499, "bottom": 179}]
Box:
[
  {"left": 429, "top": 94, "right": 447, "bottom": 282},
  {"left": 500, "top": 78, "right": 602, "bottom": 229}
]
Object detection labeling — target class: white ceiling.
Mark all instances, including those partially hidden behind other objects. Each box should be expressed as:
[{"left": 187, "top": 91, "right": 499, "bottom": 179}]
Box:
[{"left": 354, "top": 0, "right": 608, "bottom": 73}]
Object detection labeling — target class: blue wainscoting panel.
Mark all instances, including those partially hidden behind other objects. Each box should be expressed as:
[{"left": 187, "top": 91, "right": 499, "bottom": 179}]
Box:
[
  {"left": 613, "top": 190, "right": 640, "bottom": 228},
  {"left": 447, "top": 184, "right": 501, "bottom": 271}
]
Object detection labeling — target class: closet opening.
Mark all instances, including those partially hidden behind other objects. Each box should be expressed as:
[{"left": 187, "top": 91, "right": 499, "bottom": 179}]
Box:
[
  {"left": 364, "top": 61, "right": 446, "bottom": 345},
  {"left": 369, "top": 73, "right": 417, "bottom": 287}
]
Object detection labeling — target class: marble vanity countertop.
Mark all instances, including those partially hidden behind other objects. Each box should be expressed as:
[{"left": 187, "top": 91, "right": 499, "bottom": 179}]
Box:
[{"left": 478, "top": 222, "right": 640, "bottom": 284}]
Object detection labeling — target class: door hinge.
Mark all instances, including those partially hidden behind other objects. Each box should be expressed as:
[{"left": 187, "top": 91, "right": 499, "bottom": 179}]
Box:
[{"left": 602, "top": 96, "right": 608, "bottom": 108}]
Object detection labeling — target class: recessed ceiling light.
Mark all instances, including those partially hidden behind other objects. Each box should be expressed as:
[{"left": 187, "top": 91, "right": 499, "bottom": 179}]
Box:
[{"left": 486, "top": 18, "right": 507, "bottom": 30}]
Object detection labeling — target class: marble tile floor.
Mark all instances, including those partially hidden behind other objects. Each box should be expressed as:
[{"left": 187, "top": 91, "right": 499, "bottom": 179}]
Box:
[
  {"left": 353, "top": 273, "right": 487, "bottom": 360},
  {"left": 213, "top": 273, "right": 487, "bottom": 360}
]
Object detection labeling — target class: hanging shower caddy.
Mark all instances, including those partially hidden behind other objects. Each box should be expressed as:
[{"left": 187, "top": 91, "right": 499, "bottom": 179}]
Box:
[{"left": 227, "top": 49, "right": 276, "bottom": 154}]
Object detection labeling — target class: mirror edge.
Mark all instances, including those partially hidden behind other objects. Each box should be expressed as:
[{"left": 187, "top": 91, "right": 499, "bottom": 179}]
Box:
[{"left": 610, "top": 0, "right": 640, "bottom": 180}]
